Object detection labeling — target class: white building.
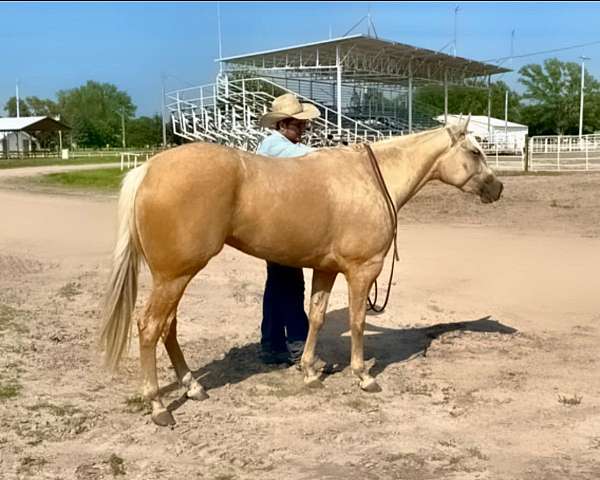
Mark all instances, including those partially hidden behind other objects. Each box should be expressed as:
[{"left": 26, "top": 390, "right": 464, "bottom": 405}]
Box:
[
  {"left": 0, "top": 130, "right": 41, "bottom": 153},
  {"left": 0, "top": 116, "right": 69, "bottom": 157},
  {"left": 436, "top": 114, "right": 529, "bottom": 151}
]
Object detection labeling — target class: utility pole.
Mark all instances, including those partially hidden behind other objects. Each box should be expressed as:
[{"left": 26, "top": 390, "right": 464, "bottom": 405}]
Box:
[
  {"left": 161, "top": 74, "right": 167, "bottom": 148},
  {"left": 217, "top": 1, "right": 223, "bottom": 73},
  {"left": 579, "top": 56, "right": 590, "bottom": 139},
  {"left": 16, "top": 79, "right": 20, "bottom": 117},
  {"left": 120, "top": 107, "right": 126, "bottom": 148},
  {"left": 505, "top": 30, "right": 514, "bottom": 146},
  {"left": 453, "top": 6, "right": 460, "bottom": 57},
  {"left": 504, "top": 90, "right": 509, "bottom": 148}
]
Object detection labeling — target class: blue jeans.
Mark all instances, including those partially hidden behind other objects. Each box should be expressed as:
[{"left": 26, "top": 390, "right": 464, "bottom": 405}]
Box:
[{"left": 261, "top": 262, "right": 309, "bottom": 352}]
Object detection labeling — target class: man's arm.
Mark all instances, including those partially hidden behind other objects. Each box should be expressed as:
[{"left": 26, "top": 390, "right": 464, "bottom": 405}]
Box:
[{"left": 257, "top": 132, "right": 315, "bottom": 158}]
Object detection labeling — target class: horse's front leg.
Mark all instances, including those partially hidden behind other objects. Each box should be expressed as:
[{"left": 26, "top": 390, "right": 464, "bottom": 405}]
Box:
[
  {"left": 301, "top": 270, "right": 337, "bottom": 388},
  {"left": 346, "top": 262, "right": 384, "bottom": 392}
]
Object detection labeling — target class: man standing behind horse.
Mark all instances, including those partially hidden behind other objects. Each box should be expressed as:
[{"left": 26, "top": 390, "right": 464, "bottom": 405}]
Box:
[{"left": 255, "top": 93, "right": 321, "bottom": 365}]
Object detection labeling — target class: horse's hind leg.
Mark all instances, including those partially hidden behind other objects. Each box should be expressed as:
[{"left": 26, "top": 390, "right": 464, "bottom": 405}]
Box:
[
  {"left": 138, "top": 275, "right": 190, "bottom": 426},
  {"left": 163, "top": 315, "right": 208, "bottom": 401},
  {"left": 301, "top": 270, "right": 337, "bottom": 388}
]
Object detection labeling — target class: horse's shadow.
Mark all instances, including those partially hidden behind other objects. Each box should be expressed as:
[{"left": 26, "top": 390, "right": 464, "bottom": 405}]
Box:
[
  {"left": 162, "top": 309, "right": 517, "bottom": 411},
  {"left": 322, "top": 309, "right": 517, "bottom": 377}
]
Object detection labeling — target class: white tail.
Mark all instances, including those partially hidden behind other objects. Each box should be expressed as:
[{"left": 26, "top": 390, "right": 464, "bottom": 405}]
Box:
[{"left": 98, "top": 161, "right": 150, "bottom": 370}]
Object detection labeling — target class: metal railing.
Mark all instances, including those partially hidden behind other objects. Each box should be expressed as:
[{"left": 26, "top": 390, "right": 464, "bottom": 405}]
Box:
[
  {"left": 166, "top": 79, "right": 600, "bottom": 174},
  {"left": 165, "top": 75, "right": 387, "bottom": 150},
  {"left": 529, "top": 134, "right": 600, "bottom": 171}
]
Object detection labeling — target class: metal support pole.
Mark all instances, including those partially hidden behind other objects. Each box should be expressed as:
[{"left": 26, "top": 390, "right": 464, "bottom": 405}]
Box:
[
  {"left": 504, "top": 90, "right": 508, "bottom": 150},
  {"left": 161, "top": 75, "right": 167, "bottom": 148},
  {"left": 557, "top": 136, "right": 561, "bottom": 171},
  {"left": 121, "top": 107, "right": 126, "bottom": 148},
  {"left": 444, "top": 70, "right": 448, "bottom": 124},
  {"left": 487, "top": 75, "right": 492, "bottom": 136},
  {"left": 408, "top": 60, "right": 413, "bottom": 133},
  {"left": 16, "top": 79, "right": 20, "bottom": 118},
  {"left": 336, "top": 46, "right": 342, "bottom": 136},
  {"left": 579, "top": 56, "right": 589, "bottom": 139},
  {"left": 242, "top": 78, "right": 247, "bottom": 126},
  {"left": 213, "top": 85, "right": 217, "bottom": 119}
]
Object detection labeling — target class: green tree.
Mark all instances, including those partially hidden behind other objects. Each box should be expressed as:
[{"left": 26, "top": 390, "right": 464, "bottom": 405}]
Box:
[
  {"left": 126, "top": 115, "right": 163, "bottom": 147},
  {"left": 57, "top": 81, "right": 136, "bottom": 148},
  {"left": 414, "top": 81, "right": 522, "bottom": 122},
  {"left": 4, "top": 96, "right": 59, "bottom": 117},
  {"left": 26, "top": 96, "right": 60, "bottom": 117},
  {"left": 518, "top": 58, "right": 600, "bottom": 135},
  {"left": 4, "top": 97, "right": 31, "bottom": 117}
]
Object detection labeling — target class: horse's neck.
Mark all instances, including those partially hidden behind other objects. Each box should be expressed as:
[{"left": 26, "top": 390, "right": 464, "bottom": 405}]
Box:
[{"left": 371, "top": 129, "right": 450, "bottom": 209}]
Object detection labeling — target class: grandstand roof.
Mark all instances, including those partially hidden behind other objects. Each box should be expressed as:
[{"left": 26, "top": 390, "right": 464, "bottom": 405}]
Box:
[{"left": 217, "top": 34, "right": 510, "bottom": 84}]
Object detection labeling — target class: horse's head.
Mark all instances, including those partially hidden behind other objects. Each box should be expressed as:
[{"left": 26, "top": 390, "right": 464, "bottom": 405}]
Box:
[{"left": 435, "top": 116, "right": 503, "bottom": 204}]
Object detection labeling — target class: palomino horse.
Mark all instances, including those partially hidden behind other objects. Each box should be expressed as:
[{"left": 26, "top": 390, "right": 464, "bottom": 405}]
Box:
[{"left": 99, "top": 118, "right": 503, "bottom": 426}]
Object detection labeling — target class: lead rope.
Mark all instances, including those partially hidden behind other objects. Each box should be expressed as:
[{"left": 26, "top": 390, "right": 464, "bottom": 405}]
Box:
[{"left": 364, "top": 144, "right": 399, "bottom": 313}]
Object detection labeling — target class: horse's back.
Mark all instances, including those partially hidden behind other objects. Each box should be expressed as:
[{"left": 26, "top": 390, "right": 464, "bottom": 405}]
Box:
[{"left": 134, "top": 143, "right": 244, "bottom": 273}]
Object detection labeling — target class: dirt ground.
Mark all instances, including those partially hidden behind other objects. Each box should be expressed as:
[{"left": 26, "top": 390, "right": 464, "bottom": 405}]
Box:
[{"left": 1, "top": 165, "right": 600, "bottom": 480}]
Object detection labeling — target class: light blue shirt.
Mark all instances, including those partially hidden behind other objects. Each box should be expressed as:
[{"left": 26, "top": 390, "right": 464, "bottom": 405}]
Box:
[{"left": 256, "top": 131, "right": 314, "bottom": 158}]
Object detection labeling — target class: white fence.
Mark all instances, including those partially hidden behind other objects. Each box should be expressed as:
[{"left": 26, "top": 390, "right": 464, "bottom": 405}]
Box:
[
  {"left": 120, "top": 152, "right": 153, "bottom": 170},
  {"left": 529, "top": 134, "right": 600, "bottom": 172},
  {"left": 480, "top": 139, "right": 526, "bottom": 171},
  {"left": 476, "top": 134, "right": 600, "bottom": 173},
  {"left": 112, "top": 132, "right": 600, "bottom": 174}
]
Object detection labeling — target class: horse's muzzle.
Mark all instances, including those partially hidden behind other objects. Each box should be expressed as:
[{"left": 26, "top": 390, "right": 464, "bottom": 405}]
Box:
[{"left": 479, "top": 177, "right": 503, "bottom": 204}]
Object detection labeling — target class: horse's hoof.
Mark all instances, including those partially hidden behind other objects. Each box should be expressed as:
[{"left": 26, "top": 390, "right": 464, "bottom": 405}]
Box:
[
  {"left": 360, "top": 377, "right": 382, "bottom": 393},
  {"left": 304, "top": 376, "right": 324, "bottom": 389},
  {"left": 152, "top": 409, "right": 176, "bottom": 426},
  {"left": 187, "top": 386, "right": 209, "bottom": 401}
]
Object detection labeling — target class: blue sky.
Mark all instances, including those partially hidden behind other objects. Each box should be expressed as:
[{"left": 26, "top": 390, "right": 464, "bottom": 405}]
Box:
[{"left": 2, "top": 1, "right": 600, "bottom": 117}]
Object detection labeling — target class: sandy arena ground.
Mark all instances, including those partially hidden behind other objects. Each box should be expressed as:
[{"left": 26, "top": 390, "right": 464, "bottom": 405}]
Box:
[{"left": 0, "top": 164, "right": 600, "bottom": 479}]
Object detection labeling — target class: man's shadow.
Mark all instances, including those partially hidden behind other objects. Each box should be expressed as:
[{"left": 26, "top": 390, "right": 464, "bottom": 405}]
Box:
[{"left": 162, "top": 308, "right": 516, "bottom": 410}]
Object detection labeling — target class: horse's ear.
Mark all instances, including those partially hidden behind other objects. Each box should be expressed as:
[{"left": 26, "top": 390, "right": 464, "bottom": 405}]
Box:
[
  {"left": 463, "top": 113, "right": 471, "bottom": 133},
  {"left": 446, "top": 117, "right": 465, "bottom": 145}
]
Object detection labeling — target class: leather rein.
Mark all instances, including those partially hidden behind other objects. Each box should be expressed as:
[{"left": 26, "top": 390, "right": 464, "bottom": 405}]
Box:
[{"left": 363, "top": 143, "right": 400, "bottom": 313}]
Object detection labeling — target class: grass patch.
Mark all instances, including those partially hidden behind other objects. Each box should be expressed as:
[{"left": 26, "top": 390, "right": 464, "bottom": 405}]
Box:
[
  {"left": 32, "top": 168, "right": 126, "bottom": 192},
  {"left": 0, "top": 304, "right": 29, "bottom": 334},
  {"left": 26, "top": 401, "right": 81, "bottom": 417},
  {"left": 17, "top": 456, "right": 48, "bottom": 475},
  {"left": 0, "top": 304, "right": 18, "bottom": 332},
  {"left": 0, "top": 380, "right": 22, "bottom": 400},
  {"left": 57, "top": 281, "right": 83, "bottom": 300},
  {"left": 107, "top": 453, "right": 126, "bottom": 476},
  {"left": 549, "top": 199, "right": 575, "bottom": 209},
  {"left": 0, "top": 155, "right": 120, "bottom": 169},
  {"left": 124, "top": 395, "right": 150, "bottom": 414},
  {"left": 558, "top": 393, "right": 582, "bottom": 406}
]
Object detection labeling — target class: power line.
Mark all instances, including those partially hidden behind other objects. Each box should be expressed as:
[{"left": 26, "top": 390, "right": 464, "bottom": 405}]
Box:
[
  {"left": 163, "top": 73, "right": 196, "bottom": 88},
  {"left": 483, "top": 39, "right": 600, "bottom": 64}
]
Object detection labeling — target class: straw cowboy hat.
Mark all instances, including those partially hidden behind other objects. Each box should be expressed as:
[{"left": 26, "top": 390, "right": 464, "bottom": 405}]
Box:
[{"left": 259, "top": 93, "right": 321, "bottom": 129}]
